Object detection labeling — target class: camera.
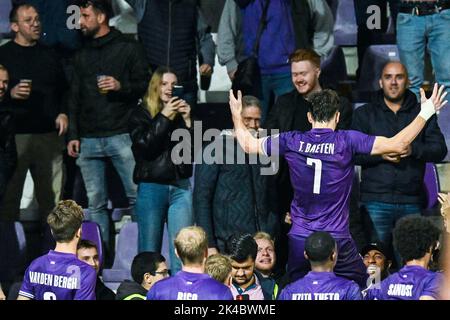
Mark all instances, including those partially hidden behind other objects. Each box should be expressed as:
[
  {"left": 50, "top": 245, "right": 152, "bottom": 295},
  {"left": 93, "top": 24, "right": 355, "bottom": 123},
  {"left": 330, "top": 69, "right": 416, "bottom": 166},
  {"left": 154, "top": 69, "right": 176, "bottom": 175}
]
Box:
[{"left": 172, "top": 85, "right": 184, "bottom": 99}]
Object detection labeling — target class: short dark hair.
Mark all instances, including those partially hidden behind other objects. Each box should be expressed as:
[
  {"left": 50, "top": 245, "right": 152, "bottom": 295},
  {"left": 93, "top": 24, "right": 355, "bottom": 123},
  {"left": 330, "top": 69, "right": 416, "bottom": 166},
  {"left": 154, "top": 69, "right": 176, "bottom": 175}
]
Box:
[
  {"left": 9, "top": 2, "right": 37, "bottom": 23},
  {"left": 226, "top": 233, "right": 258, "bottom": 263},
  {"left": 131, "top": 252, "right": 166, "bottom": 284},
  {"left": 76, "top": 0, "right": 113, "bottom": 20},
  {"left": 308, "top": 89, "right": 340, "bottom": 123},
  {"left": 305, "top": 232, "right": 336, "bottom": 263},
  {"left": 77, "top": 239, "right": 97, "bottom": 251},
  {"left": 393, "top": 216, "right": 441, "bottom": 263}
]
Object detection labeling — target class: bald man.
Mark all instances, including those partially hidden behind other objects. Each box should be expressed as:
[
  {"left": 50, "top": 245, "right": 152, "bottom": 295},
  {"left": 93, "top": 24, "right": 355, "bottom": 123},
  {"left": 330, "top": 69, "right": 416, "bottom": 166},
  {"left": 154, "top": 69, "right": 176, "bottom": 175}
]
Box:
[{"left": 351, "top": 61, "right": 447, "bottom": 267}]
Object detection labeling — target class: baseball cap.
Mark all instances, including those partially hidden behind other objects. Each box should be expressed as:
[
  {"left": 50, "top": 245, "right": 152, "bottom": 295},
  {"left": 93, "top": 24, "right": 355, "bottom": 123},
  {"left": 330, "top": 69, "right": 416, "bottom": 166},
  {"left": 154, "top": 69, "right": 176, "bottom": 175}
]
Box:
[{"left": 360, "top": 242, "right": 392, "bottom": 261}]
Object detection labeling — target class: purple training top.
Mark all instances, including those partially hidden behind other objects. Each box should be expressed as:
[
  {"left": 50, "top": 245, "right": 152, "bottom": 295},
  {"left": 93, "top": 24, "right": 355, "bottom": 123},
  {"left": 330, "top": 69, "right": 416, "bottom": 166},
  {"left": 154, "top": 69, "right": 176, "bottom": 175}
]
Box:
[
  {"left": 19, "top": 250, "right": 96, "bottom": 300},
  {"left": 146, "top": 271, "right": 234, "bottom": 300},
  {"left": 263, "top": 129, "right": 375, "bottom": 238},
  {"left": 365, "top": 265, "right": 442, "bottom": 300},
  {"left": 278, "top": 271, "right": 362, "bottom": 300}
]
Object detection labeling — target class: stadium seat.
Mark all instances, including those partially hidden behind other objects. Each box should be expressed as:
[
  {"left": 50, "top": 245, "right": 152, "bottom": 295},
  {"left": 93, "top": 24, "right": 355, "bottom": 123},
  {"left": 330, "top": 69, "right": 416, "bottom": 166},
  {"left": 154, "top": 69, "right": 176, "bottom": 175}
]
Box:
[
  {"left": 0, "top": 222, "right": 27, "bottom": 285},
  {"left": 0, "top": 1, "right": 12, "bottom": 39},
  {"left": 356, "top": 44, "right": 400, "bottom": 93},
  {"left": 423, "top": 162, "right": 440, "bottom": 210},
  {"left": 334, "top": 0, "right": 357, "bottom": 46},
  {"left": 320, "top": 46, "right": 348, "bottom": 90},
  {"left": 102, "top": 222, "right": 138, "bottom": 290},
  {"left": 111, "top": 207, "right": 133, "bottom": 222},
  {"left": 81, "top": 221, "right": 104, "bottom": 268}
]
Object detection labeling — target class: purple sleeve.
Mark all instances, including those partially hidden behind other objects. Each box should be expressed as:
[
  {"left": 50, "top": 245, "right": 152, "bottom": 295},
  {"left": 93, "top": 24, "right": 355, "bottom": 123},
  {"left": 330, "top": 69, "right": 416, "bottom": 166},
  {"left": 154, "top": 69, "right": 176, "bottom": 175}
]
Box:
[
  {"left": 421, "top": 273, "right": 442, "bottom": 299},
  {"left": 222, "top": 288, "right": 234, "bottom": 300},
  {"left": 364, "top": 288, "right": 381, "bottom": 300},
  {"left": 18, "top": 267, "right": 35, "bottom": 299},
  {"left": 262, "top": 132, "right": 299, "bottom": 157},
  {"left": 346, "top": 130, "right": 376, "bottom": 155},
  {"left": 346, "top": 283, "right": 363, "bottom": 300},
  {"left": 146, "top": 286, "right": 158, "bottom": 300},
  {"left": 277, "top": 286, "right": 290, "bottom": 300},
  {"left": 74, "top": 266, "right": 96, "bottom": 300}
]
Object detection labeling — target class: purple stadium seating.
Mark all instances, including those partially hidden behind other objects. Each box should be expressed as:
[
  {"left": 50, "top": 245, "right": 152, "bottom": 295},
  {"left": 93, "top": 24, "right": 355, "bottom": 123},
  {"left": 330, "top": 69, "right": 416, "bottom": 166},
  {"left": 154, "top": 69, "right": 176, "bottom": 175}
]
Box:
[
  {"left": 81, "top": 221, "right": 104, "bottom": 268},
  {"left": 102, "top": 222, "right": 138, "bottom": 289},
  {"left": 423, "top": 163, "right": 440, "bottom": 210},
  {"left": 356, "top": 44, "right": 400, "bottom": 93},
  {"left": 0, "top": 1, "right": 12, "bottom": 37},
  {"left": 334, "top": 0, "right": 357, "bottom": 46}
]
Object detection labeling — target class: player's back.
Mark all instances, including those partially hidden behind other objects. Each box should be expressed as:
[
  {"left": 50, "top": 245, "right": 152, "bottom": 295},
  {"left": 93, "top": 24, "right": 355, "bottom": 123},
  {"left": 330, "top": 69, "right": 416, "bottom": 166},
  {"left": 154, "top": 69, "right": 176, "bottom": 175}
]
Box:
[
  {"left": 266, "top": 129, "right": 374, "bottom": 238},
  {"left": 278, "top": 271, "right": 362, "bottom": 300},
  {"left": 365, "top": 266, "right": 441, "bottom": 300},
  {"left": 146, "top": 271, "right": 233, "bottom": 300},
  {"left": 19, "top": 250, "right": 96, "bottom": 300}
]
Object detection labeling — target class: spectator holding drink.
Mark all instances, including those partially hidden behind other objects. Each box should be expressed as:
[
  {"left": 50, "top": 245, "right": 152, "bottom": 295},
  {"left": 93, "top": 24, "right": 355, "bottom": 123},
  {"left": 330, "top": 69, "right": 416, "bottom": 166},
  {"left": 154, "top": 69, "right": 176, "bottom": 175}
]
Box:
[
  {"left": 67, "top": 0, "right": 149, "bottom": 259},
  {"left": 0, "top": 3, "right": 68, "bottom": 227}
]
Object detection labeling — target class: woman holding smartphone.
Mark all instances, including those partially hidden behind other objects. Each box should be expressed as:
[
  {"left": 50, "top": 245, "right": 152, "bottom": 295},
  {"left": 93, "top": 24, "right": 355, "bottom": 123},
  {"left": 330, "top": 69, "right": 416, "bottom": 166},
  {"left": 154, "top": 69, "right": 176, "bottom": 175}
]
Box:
[{"left": 129, "top": 66, "right": 193, "bottom": 274}]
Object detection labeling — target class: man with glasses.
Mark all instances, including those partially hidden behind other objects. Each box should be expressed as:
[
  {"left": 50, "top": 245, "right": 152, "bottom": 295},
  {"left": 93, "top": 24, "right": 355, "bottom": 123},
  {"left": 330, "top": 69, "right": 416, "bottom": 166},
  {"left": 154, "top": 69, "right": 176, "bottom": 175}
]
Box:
[
  {"left": 116, "top": 252, "right": 169, "bottom": 300},
  {"left": 0, "top": 4, "right": 68, "bottom": 231}
]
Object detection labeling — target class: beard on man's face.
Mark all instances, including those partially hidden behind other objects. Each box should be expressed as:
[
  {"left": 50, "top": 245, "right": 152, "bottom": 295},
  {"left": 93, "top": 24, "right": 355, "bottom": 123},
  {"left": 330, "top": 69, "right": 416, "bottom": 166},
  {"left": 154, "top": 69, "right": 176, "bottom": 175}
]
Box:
[{"left": 81, "top": 25, "right": 100, "bottom": 38}]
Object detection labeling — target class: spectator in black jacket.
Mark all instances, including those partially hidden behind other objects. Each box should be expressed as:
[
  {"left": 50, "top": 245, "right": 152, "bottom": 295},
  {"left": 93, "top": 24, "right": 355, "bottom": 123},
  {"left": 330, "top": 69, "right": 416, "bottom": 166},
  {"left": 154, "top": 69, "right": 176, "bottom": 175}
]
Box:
[
  {"left": 351, "top": 61, "right": 447, "bottom": 266},
  {"left": 129, "top": 66, "right": 193, "bottom": 275},
  {"left": 194, "top": 95, "right": 279, "bottom": 255},
  {"left": 264, "top": 48, "right": 355, "bottom": 272},
  {"left": 0, "top": 65, "right": 16, "bottom": 208},
  {"left": 0, "top": 3, "right": 68, "bottom": 225},
  {"left": 67, "top": 0, "right": 150, "bottom": 257},
  {"left": 125, "top": 0, "right": 215, "bottom": 109}
]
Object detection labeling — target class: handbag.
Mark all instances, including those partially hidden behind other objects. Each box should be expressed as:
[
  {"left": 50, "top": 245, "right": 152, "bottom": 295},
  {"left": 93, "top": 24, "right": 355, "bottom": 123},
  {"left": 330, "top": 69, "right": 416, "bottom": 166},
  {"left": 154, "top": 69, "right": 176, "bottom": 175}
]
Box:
[{"left": 232, "top": 0, "right": 270, "bottom": 98}]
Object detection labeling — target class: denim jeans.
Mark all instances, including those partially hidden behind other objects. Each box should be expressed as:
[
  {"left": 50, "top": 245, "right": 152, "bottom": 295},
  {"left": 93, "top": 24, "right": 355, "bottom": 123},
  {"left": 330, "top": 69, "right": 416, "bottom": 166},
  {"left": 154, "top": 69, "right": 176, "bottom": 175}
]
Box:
[
  {"left": 396, "top": 9, "right": 450, "bottom": 98},
  {"left": 135, "top": 179, "right": 193, "bottom": 274},
  {"left": 363, "top": 201, "right": 421, "bottom": 265},
  {"left": 76, "top": 134, "right": 137, "bottom": 247},
  {"left": 261, "top": 72, "right": 294, "bottom": 123}
]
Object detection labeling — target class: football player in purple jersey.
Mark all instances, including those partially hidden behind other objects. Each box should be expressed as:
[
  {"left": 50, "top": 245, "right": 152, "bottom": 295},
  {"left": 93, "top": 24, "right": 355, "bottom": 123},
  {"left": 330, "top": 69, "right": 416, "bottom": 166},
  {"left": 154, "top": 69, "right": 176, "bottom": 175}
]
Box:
[
  {"left": 365, "top": 216, "right": 441, "bottom": 300},
  {"left": 146, "top": 226, "right": 233, "bottom": 300},
  {"left": 279, "top": 231, "right": 362, "bottom": 300},
  {"left": 229, "top": 84, "right": 447, "bottom": 287},
  {"left": 18, "top": 200, "right": 96, "bottom": 300}
]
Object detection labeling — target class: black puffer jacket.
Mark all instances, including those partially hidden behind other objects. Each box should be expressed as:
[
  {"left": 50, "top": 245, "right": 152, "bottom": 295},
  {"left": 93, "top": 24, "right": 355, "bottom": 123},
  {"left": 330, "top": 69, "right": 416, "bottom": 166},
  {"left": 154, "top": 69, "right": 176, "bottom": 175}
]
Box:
[
  {"left": 352, "top": 90, "right": 447, "bottom": 204},
  {"left": 193, "top": 132, "right": 279, "bottom": 251},
  {"left": 67, "top": 28, "right": 150, "bottom": 141},
  {"left": 128, "top": 106, "right": 193, "bottom": 184}
]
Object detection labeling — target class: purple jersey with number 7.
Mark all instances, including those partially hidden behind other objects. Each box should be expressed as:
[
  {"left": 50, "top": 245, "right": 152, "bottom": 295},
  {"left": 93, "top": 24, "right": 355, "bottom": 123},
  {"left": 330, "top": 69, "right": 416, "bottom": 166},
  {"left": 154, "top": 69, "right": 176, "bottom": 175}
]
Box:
[{"left": 263, "top": 129, "right": 375, "bottom": 238}]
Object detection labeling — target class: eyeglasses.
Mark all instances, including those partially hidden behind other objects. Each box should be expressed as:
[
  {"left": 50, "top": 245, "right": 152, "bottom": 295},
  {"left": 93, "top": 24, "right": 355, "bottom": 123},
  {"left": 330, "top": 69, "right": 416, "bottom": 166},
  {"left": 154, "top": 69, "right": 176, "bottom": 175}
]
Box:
[
  {"left": 154, "top": 270, "right": 170, "bottom": 277},
  {"left": 20, "top": 17, "right": 41, "bottom": 26}
]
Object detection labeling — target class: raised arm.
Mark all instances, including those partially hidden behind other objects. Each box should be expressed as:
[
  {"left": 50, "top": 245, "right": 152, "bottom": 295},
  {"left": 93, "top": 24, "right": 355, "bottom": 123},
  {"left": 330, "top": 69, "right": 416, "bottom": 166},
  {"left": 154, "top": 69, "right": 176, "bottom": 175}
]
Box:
[
  {"left": 371, "top": 84, "right": 447, "bottom": 155},
  {"left": 229, "top": 90, "right": 264, "bottom": 154}
]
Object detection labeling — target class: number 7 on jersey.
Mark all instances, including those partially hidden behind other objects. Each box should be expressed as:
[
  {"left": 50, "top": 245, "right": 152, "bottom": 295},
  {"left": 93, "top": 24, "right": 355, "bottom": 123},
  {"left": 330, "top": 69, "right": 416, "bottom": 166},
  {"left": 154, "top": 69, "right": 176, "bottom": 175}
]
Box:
[{"left": 307, "top": 158, "right": 322, "bottom": 195}]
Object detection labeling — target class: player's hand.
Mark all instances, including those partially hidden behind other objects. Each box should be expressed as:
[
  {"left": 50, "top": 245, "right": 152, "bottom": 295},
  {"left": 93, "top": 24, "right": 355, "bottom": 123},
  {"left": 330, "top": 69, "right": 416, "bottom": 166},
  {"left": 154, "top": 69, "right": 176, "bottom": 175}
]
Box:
[
  {"left": 420, "top": 83, "right": 448, "bottom": 112},
  {"left": 229, "top": 90, "right": 243, "bottom": 120},
  {"left": 382, "top": 153, "right": 401, "bottom": 163}
]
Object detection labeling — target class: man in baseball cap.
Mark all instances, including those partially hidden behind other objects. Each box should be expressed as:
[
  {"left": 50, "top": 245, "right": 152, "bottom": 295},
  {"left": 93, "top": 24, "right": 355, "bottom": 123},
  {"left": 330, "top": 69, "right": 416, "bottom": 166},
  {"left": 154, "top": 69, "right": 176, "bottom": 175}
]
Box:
[{"left": 361, "top": 242, "right": 392, "bottom": 287}]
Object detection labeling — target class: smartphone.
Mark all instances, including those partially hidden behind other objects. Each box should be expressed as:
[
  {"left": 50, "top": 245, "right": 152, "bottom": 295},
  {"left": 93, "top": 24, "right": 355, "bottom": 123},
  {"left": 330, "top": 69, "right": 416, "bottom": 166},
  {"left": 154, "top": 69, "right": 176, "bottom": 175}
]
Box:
[{"left": 172, "top": 85, "right": 184, "bottom": 99}]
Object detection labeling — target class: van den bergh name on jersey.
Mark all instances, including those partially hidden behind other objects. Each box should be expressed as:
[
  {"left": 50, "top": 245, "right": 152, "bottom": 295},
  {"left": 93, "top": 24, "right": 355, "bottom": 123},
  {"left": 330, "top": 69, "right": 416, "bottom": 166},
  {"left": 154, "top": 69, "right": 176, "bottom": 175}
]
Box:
[
  {"left": 299, "top": 142, "right": 335, "bottom": 155},
  {"left": 29, "top": 271, "right": 79, "bottom": 289}
]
